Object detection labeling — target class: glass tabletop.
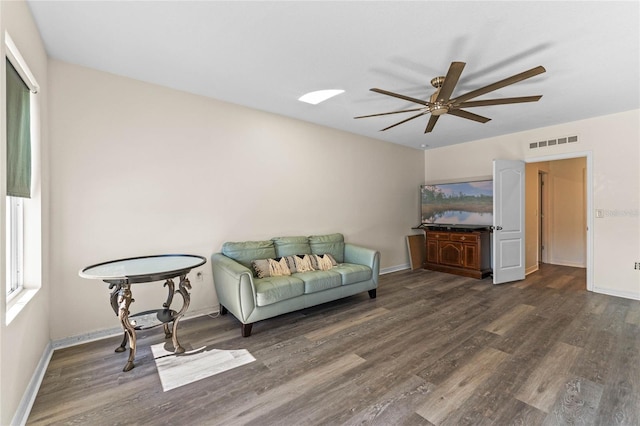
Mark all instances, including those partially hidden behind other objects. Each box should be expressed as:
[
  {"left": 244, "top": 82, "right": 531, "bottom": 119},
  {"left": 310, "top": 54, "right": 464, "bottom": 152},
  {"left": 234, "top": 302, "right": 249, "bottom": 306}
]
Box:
[{"left": 80, "top": 254, "right": 207, "bottom": 283}]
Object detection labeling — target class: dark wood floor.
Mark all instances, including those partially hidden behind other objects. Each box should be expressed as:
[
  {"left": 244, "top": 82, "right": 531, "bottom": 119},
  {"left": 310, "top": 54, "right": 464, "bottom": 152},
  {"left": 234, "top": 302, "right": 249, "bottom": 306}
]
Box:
[{"left": 28, "top": 264, "right": 640, "bottom": 425}]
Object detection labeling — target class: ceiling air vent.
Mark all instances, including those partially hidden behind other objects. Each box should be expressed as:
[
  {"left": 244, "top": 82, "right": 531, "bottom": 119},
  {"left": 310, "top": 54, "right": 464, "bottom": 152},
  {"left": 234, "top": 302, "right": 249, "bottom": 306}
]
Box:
[{"left": 529, "top": 135, "right": 578, "bottom": 149}]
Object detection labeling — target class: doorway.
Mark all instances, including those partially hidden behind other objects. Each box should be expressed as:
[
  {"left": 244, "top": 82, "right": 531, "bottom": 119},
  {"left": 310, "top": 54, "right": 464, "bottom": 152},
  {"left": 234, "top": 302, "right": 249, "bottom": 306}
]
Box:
[{"left": 526, "top": 152, "right": 592, "bottom": 291}]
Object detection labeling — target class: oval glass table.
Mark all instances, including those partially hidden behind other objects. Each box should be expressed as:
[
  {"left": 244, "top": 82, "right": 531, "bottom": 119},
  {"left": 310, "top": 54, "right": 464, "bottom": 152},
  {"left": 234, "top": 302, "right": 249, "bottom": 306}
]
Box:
[{"left": 80, "top": 254, "right": 207, "bottom": 372}]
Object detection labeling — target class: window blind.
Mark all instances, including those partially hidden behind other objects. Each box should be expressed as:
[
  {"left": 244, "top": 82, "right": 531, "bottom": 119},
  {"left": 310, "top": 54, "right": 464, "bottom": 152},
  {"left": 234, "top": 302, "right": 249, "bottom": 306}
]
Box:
[{"left": 6, "top": 58, "right": 31, "bottom": 198}]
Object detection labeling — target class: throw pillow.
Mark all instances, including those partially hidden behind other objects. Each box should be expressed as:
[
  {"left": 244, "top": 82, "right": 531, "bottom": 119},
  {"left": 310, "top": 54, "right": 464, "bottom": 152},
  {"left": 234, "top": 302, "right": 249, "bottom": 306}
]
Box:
[
  {"left": 252, "top": 259, "right": 271, "bottom": 278},
  {"left": 268, "top": 257, "right": 291, "bottom": 277},
  {"left": 293, "top": 254, "right": 315, "bottom": 273},
  {"left": 315, "top": 254, "right": 335, "bottom": 271},
  {"left": 308, "top": 253, "right": 337, "bottom": 270},
  {"left": 251, "top": 257, "right": 292, "bottom": 278}
]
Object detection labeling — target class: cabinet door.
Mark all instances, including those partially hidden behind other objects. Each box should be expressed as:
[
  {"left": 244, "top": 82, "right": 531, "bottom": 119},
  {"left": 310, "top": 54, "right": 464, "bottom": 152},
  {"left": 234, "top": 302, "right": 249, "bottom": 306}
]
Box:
[
  {"left": 426, "top": 239, "right": 438, "bottom": 263},
  {"left": 463, "top": 243, "right": 479, "bottom": 269},
  {"left": 439, "top": 242, "right": 463, "bottom": 267}
]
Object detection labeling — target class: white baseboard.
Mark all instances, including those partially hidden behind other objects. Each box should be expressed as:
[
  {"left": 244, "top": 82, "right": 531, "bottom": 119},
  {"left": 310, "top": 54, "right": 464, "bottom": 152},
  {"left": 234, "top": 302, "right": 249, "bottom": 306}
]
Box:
[
  {"left": 525, "top": 264, "right": 539, "bottom": 275},
  {"left": 593, "top": 286, "right": 640, "bottom": 301},
  {"left": 12, "top": 342, "right": 53, "bottom": 426},
  {"left": 52, "top": 326, "right": 123, "bottom": 350},
  {"left": 52, "top": 307, "right": 218, "bottom": 350},
  {"left": 380, "top": 264, "right": 410, "bottom": 275},
  {"left": 548, "top": 259, "right": 586, "bottom": 268}
]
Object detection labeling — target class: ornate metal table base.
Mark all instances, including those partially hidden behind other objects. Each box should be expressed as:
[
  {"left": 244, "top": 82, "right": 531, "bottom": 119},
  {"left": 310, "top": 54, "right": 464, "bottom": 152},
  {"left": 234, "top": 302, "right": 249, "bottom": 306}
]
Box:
[
  {"left": 80, "top": 254, "right": 206, "bottom": 373},
  {"left": 109, "top": 274, "right": 192, "bottom": 372}
]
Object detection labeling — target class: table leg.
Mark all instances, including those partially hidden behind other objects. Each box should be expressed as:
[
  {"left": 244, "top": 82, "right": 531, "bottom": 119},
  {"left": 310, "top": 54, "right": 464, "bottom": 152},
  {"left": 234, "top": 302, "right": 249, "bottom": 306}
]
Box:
[
  {"left": 115, "top": 333, "right": 128, "bottom": 353},
  {"left": 171, "top": 274, "right": 192, "bottom": 354},
  {"left": 163, "top": 279, "right": 175, "bottom": 339},
  {"left": 117, "top": 284, "right": 136, "bottom": 372},
  {"left": 108, "top": 283, "right": 128, "bottom": 353}
]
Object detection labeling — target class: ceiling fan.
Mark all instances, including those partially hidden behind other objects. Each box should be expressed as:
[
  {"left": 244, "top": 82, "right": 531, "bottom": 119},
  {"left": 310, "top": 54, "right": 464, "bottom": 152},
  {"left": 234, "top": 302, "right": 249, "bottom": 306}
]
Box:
[{"left": 355, "top": 62, "right": 546, "bottom": 134}]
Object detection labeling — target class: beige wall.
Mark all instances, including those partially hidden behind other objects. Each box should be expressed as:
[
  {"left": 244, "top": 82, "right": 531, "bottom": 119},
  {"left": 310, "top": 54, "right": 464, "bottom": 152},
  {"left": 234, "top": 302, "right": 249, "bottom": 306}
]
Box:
[
  {"left": 48, "top": 60, "right": 425, "bottom": 341},
  {"left": 0, "top": 1, "right": 50, "bottom": 424},
  {"left": 425, "top": 109, "right": 640, "bottom": 299}
]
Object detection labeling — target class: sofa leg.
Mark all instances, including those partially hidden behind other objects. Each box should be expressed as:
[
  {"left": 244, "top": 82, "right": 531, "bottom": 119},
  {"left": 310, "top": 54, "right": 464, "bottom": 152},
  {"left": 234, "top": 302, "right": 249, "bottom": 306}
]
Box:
[
  {"left": 220, "top": 304, "right": 228, "bottom": 315},
  {"left": 368, "top": 289, "right": 377, "bottom": 299},
  {"left": 241, "top": 323, "right": 253, "bottom": 337}
]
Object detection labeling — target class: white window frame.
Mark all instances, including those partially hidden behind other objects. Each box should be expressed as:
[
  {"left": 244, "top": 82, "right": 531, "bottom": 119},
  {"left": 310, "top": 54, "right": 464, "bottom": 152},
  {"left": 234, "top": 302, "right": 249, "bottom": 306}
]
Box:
[{"left": 4, "top": 32, "right": 40, "bottom": 322}]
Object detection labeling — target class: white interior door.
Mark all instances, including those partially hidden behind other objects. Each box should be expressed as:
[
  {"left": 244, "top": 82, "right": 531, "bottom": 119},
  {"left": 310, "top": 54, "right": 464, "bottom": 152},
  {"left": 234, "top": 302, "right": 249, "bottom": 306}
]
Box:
[{"left": 493, "top": 159, "right": 525, "bottom": 284}]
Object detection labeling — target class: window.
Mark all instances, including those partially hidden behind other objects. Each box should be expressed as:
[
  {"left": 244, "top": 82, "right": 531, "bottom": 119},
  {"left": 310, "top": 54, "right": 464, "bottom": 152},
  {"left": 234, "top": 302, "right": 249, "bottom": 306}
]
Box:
[{"left": 5, "top": 32, "right": 39, "bottom": 309}]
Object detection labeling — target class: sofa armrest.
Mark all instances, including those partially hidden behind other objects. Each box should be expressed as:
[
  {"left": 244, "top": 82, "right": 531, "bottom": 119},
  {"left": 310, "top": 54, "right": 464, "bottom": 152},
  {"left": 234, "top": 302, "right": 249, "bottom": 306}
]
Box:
[
  {"left": 210, "top": 253, "right": 257, "bottom": 323},
  {"left": 344, "top": 243, "right": 380, "bottom": 285}
]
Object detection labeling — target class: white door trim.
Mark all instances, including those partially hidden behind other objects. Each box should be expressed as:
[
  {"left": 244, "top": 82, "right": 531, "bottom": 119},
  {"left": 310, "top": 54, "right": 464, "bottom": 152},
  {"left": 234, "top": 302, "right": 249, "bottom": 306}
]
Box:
[{"left": 525, "top": 151, "right": 593, "bottom": 291}]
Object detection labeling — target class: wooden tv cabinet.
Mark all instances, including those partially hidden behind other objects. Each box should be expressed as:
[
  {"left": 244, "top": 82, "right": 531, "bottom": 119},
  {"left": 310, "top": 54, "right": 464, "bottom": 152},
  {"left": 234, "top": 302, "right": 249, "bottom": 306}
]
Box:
[{"left": 423, "top": 228, "right": 491, "bottom": 279}]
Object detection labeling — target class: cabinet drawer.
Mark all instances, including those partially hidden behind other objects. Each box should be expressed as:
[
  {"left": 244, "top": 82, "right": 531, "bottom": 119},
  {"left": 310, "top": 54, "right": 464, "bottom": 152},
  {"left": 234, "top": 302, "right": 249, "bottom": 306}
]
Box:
[
  {"left": 428, "top": 232, "right": 450, "bottom": 240},
  {"left": 451, "top": 234, "right": 478, "bottom": 243}
]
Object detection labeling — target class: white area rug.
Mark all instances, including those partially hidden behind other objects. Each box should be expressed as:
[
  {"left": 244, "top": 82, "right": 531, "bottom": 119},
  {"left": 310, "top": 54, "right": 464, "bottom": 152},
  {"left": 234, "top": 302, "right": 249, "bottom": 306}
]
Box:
[{"left": 151, "top": 343, "right": 255, "bottom": 392}]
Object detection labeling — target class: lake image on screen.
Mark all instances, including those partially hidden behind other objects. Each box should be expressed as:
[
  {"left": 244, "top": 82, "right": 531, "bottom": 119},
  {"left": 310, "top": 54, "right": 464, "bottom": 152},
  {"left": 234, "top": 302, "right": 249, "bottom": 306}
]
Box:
[{"left": 421, "top": 181, "right": 493, "bottom": 225}]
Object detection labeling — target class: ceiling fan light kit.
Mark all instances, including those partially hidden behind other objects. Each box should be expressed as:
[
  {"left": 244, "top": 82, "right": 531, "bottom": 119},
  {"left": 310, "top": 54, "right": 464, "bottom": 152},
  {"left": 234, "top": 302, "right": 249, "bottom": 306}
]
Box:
[{"left": 355, "top": 61, "right": 546, "bottom": 134}]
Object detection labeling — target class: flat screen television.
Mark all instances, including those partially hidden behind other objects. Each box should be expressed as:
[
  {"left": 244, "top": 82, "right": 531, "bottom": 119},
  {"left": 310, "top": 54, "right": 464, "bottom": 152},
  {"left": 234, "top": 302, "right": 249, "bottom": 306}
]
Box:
[{"left": 420, "top": 179, "right": 493, "bottom": 228}]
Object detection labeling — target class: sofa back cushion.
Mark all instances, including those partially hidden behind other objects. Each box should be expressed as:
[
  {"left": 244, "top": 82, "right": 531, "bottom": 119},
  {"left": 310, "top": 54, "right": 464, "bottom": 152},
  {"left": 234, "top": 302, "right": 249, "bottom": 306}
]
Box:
[
  {"left": 309, "top": 233, "right": 345, "bottom": 263},
  {"left": 272, "top": 236, "right": 311, "bottom": 257},
  {"left": 221, "top": 240, "right": 276, "bottom": 269}
]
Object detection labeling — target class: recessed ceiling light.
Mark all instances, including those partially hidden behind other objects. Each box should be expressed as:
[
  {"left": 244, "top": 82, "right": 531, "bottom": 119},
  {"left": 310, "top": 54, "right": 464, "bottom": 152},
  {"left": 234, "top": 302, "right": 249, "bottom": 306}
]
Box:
[{"left": 298, "top": 89, "right": 345, "bottom": 105}]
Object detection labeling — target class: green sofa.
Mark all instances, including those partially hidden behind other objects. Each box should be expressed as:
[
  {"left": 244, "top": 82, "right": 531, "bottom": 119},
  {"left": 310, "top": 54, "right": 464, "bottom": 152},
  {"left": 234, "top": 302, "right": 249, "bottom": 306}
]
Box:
[{"left": 211, "top": 233, "right": 380, "bottom": 337}]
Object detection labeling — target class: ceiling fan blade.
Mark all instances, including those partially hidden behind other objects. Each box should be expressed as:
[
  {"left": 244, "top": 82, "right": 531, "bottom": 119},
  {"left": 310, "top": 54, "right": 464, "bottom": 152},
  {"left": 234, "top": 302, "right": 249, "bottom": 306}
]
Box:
[
  {"left": 447, "top": 109, "right": 491, "bottom": 123},
  {"left": 380, "top": 112, "right": 426, "bottom": 131},
  {"left": 457, "top": 95, "right": 542, "bottom": 108},
  {"left": 370, "top": 88, "right": 431, "bottom": 107},
  {"left": 354, "top": 107, "right": 425, "bottom": 119},
  {"left": 436, "top": 62, "right": 465, "bottom": 103},
  {"left": 451, "top": 66, "right": 546, "bottom": 104},
  {"left": 425, "top": 115, "right": 439, "bottom": 133}
]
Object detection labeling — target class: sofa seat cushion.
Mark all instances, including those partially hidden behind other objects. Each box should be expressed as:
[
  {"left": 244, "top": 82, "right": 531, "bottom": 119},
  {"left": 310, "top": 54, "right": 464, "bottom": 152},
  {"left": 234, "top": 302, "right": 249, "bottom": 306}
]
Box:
[
  {"left": 294, "top": 270, "right": 342, "bottom": 294},
  {"left": 254, "top": 275, "right": 305, "bottom": 306},
  {"left": 333, "top": 263, "right": 372, "bottom": 285}
]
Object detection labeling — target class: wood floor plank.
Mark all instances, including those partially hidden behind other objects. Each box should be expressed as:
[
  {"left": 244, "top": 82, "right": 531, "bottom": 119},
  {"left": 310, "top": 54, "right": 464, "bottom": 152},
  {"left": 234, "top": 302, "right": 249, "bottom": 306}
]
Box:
[
  {"left": 515, "top": 341, "right": 583, "bottom": 413},
  {"left": 415, "top": 346, "right": 510, "bottom": 424},
  {"left": 542, "top": 377, "right": 603, "bottom": 425},
  {"left": 214, "top": 353, "right": 366, "bottom": 424},
  {"left": 343, "top": 375, "right": 435, "bottom": 425},
  {"left": 625, "top": 305, "right": 640, "bottom": 326},
  {"left": 593, "top": 322, "right": 640, "bottom": 425},
  {"left": 545, "top": 273, "right": 574, "bottom": 289},
  {"left": 303, "top": 306, "right": 390, "bottom": 341},
  {"left": 483, "top": 303, "right": 536, "bottom": 335}
]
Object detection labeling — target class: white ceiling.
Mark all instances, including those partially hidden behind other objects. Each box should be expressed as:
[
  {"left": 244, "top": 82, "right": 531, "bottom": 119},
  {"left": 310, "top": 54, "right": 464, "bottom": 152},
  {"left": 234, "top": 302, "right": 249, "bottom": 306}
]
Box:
[{"left": 26, "top": 1, "right": 640, "bottom": 150}]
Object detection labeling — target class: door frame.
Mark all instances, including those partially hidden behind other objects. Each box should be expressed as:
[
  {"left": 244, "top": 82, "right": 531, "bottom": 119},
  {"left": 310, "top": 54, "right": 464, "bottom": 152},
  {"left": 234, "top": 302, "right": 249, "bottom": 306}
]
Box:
[
  {"left": 538, "top": 171, "right": 549, "bottom": 264},
  {"left": 525, "top": 151, "right": 593, "bottom": 291}
]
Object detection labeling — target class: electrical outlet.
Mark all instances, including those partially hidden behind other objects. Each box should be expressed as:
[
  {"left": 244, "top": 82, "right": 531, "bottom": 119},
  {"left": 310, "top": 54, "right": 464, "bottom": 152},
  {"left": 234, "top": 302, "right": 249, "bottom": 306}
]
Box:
[{"left": 635, "top": 262, "right": 640, "bottom": 270}]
